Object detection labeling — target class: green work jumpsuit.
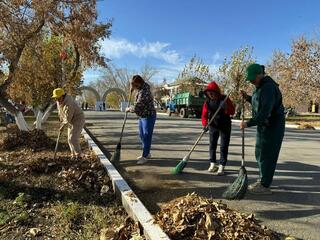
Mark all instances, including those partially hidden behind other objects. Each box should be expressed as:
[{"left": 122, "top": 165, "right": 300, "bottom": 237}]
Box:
[{"left": 246, "top": 76, "right": 285, "bottom": 188}]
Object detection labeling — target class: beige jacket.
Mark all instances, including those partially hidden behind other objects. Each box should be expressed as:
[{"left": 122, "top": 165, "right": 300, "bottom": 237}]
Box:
[{"left": 58, "top": 95, "right": 85, "bottom": 125}]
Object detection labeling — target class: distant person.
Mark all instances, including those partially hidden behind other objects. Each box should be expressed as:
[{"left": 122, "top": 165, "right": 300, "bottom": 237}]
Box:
[
  {"left": 103, "top": 102, "right": 106, "bottom": 111},
  {"left": 240, "top": 63, "right": 285, "bottom": 194},
  {"left": 1, "top": 101, "right": 17, "bottom": 123},
  {"left": 85, "top": 102, "right": 88, "bottom": 110},
  {"left": 52, "top": 88, "right": 85, "bottom": 160},
  {"left": 126, "top": 75, "right": 157, "bottom": 165},
  {"left": 81, "top": 102, "right": 84, "bottom": 110},
  {"left": 167, "top": 98, "right": 175, "bottom": 116},
  {"left": 201, "top": 81, "right": 235, "bottom": 175},
  {"left": 5, "top": 111, "right": 15, "bottom": 124},
  {"left": 198, "top": 88, "right": 204, "bottom": 98}
]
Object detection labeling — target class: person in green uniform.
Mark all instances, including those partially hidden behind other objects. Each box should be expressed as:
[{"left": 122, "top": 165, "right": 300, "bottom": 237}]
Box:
[{"left": 240, "top": 63, "right": 285, "bottom": 194}]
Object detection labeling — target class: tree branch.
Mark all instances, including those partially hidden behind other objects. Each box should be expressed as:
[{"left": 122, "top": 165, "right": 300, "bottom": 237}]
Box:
[
  {"left": 69, "top": 44, "right": 80, "bottom": 82},
  {"left": 0, "top": 45, "right": 25, "bottom": 95},
  {"left": 0, "top": 18, "right": 45, "bottom": 95},
  {"left": 24, "top": 18, "right": 45, "bottom": 42}
]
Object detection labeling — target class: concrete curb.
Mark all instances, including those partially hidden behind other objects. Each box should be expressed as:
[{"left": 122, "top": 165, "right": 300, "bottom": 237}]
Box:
[
  {"left": 231, "top": 119, "right": 320, "bottom": 130},
  {"left": 158, "top": 112, "right": 320, "bottom": 130},
  {"left": 82, "top": 128, "right": 170, "bottom": 240}
]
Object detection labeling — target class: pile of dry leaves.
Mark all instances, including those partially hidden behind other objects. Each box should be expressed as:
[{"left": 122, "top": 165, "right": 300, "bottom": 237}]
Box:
[
  {"left": 100, "top": 217, "right": 145, "bottom": 240},
  {"left": 0, "top": 151, "right": 112, "bottom": 195},
  {"left": 0, "top": 124, "right": 55, "bottom": 151},
  {"left": 155, "top": 193, "right": 279, "bottom": 240},
  {"left": 54, "top": 155, "right": 111, "bottom": 193}
]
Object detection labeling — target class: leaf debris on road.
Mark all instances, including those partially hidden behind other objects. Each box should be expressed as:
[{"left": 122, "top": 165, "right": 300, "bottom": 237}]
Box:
[{"left": 155, "top": 192, "right": 280, "bottom": 240}]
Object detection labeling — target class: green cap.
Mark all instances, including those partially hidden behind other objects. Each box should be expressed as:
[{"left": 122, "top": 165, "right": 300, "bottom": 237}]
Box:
[{"left": 246, "top": 64, "right": 263, "bottom": 82}]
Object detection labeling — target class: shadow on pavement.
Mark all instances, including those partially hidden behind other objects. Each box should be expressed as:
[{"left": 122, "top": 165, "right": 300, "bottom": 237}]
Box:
[
  {"left": 85, "top": 116, "right": 320, "bottom": 223},
  {"left": 92, "top": 135, "right": 320, "bottom": 220}
]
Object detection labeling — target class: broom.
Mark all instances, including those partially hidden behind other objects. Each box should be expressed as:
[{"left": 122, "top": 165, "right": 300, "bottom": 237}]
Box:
[
  {"left": 110, "top": 90, "right": 133, "bottom": 164},
  {"left": 171, "top": 94, "right": 230, "bottom": 174},
  {"left": 222, "top": 96, "right": 248, "bottom": 200}
]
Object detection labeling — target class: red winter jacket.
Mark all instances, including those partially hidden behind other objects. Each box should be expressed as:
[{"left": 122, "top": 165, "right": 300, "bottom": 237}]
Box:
[{"left": 201, "top": 82, "right": 235, "bottom": 127}]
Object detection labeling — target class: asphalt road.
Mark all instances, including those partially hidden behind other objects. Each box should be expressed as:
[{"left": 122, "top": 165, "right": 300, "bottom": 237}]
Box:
[{"left": 85, "top": 111, "right": 320, "bottom": 240}]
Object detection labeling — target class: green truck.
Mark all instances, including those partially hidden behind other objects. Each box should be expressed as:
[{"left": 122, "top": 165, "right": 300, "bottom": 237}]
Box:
[{"left": 167, "top": 92, "right": 205, "bottom": 118}]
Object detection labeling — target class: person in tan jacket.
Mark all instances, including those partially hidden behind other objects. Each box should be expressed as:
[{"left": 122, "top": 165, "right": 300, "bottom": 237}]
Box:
[{"left": 52, "top": 88, "right": 85, "bottom": 159}]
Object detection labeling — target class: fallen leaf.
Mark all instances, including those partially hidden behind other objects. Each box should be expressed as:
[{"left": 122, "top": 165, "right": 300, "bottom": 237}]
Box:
[
  {"left": 29, "top": 228, "right": 41, "bottom": 236},
  {"left": 100, "top": 185, "right": 110, "bottom": 195}
]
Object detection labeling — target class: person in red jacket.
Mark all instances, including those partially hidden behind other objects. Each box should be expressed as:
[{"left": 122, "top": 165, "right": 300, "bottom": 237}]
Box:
[{"left": 202, "top": 81, "right": 235, "bottom": 175}]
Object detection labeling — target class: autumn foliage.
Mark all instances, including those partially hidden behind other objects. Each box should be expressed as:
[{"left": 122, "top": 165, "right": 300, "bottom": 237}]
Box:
[
  {"left": 268, "top": 37, "right": 320, "bottom": 108},
  {"left": 0, "top": 0, "right": 112, "bottom": 117}
]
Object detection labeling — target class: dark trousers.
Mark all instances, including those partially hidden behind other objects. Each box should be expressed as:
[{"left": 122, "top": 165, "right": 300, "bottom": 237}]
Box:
[
  {"left": 256, "top": 116, "right": 285, "bottom": 187},
  {"left": 209, "top": 125, "right": 231, "bottom": 166},
  {"left": 139, "top": 114, "right": 156, "bottom": 157}
]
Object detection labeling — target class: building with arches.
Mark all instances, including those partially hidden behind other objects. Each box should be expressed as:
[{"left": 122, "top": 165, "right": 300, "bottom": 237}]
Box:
[{"left": 79, "top": 86, "right": 128, "bottom": 111}]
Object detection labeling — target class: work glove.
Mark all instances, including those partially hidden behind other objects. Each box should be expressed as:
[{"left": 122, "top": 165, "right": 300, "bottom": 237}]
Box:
[{"left": 203, "top": 126, "right": 209, "bottom": 133}]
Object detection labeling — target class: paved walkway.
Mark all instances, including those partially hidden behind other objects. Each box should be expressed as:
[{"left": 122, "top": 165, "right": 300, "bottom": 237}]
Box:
[{"left": 85, "top": 111, "right": 320, "bottom": 240}]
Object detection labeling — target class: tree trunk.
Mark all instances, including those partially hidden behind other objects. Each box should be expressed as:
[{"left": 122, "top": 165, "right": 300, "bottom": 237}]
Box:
[
  {"left": 16, "top": 112, "right": 30, "bottom": 131},
  {"left": 0, "top": 20, "right": 45, "bottom": 132},
  {"left": 41, "top": 102, "right": 56, "bottom": 123},
  {"left": 234, "top": 103, "right": 242, "bottom": 120},
  {"left": 33, "top": 102, "right": 56, "bottom": 130},
  {"left": 35, "top": 110, "right": 44, "bottom": 129},
  {"left": 32, "top": 108, "right": 39, "bottom": 118},
  {"left": 0, "top": 96, "right": 29, "bottom": 131}
]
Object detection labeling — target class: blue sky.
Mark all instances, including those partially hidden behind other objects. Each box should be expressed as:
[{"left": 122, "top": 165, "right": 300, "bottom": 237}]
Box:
[{"left": 84, "top": 0, "right": 320, "bottom": 85}]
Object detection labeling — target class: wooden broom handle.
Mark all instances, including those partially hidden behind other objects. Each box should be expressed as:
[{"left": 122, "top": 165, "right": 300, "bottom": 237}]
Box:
[{"left": 241, "top": 96, "right": 245, "bottom": 166}]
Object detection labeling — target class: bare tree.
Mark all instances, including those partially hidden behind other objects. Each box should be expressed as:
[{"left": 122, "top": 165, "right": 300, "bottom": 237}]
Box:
[
  {"left": 140, "top": 64, "right": 158, "bottom": 83},
  {"left": 176, "top": 56, "right": 213, "bottom": 95},
  {"left": 98, "top": 64, "right": 132, "bottom": 94},
  {"left": 91, "top": 63, "right": 158, "bottom": 96},
  {"left": 218, "top": 46, "right": 255, "bottom": 118},
  {"left": 219, "top": 46, "right": 255, "bottom": 100}
]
